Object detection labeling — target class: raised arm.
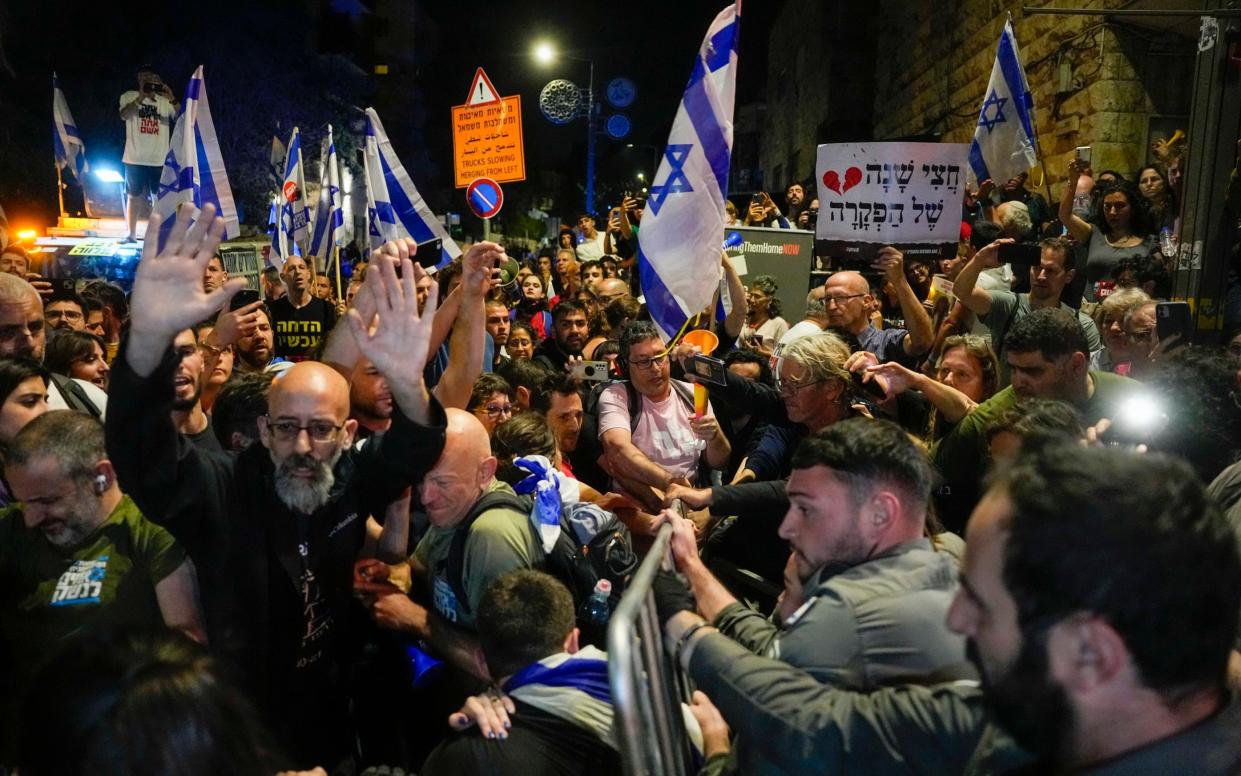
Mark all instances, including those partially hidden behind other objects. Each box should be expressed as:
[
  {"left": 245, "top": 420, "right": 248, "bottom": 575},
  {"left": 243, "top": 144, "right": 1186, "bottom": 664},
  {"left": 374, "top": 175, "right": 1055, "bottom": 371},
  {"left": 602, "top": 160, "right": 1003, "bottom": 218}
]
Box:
[
  {"left": 107, "top": 205, "right": 240, "bottom": 535},
  {"left": 433, "top": 242, "right": 503, "bottom": 409},
  {"left": 872, "top": 246, "right": 933, "bottom": 357},
  {"left": 721, "top": 252, "right": 748, "bottom": 339},
  {"left": 866, "top": 361, "right": 978, "bottom": 424},
  {"left": 951, "top": 238, "right": 1011, "bottom": 316},
  {"left": 1059, "top": 158, "right": 1093, "bottom": 244}
]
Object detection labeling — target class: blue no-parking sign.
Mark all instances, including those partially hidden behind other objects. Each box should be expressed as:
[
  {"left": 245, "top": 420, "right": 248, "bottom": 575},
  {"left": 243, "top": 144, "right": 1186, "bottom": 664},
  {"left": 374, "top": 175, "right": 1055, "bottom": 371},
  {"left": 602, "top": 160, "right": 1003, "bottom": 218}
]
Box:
[{"left": 466, "top": 177, "right": 504, "bottom": 219}]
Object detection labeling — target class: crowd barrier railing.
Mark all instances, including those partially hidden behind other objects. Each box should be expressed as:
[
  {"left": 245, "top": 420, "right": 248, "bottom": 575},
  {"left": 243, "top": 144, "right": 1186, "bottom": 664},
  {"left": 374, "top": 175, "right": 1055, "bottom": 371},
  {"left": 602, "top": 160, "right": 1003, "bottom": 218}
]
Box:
[{"left": 607, "top": 514, "right": 695, "bottom": 776}]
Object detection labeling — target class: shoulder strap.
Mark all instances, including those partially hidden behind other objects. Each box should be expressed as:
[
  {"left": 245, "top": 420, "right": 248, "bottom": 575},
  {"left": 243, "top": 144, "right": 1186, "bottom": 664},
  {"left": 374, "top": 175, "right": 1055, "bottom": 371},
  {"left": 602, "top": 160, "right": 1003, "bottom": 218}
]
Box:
[
  {"left": 625, "top": 381, "right": 641, "bottom": 433},
  {"left": 996, "top": 294, "right": 1025, "bottom": 351},
  {"left": 51, "top": 374, "right": 101, "bottom": 419},
  {"left": 447, "top": 490, "right": 531, "bottom": 615},
  {"left": 669, "top": 380, "right": 695, "bottom": 411}
]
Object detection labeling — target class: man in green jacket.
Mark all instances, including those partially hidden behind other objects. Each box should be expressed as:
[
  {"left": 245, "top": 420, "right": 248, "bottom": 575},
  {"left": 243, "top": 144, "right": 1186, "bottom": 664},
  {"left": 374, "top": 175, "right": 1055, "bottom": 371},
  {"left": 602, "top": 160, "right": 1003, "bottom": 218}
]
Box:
[
  {"left": 932, "top": 306, "right": 1141, "bottom": 532},
  {"left": 671, "top": 444, "right": 1241, "bottom": 775}
]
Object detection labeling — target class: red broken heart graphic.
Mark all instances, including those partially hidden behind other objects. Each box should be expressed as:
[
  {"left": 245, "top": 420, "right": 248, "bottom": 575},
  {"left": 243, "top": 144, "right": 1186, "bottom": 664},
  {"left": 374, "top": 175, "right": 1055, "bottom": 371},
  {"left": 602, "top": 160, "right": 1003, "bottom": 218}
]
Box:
[
  {"left": 823, "top": 170, "right": 841, "bottom": 194},
  {"left": 822, "top": 167, "right": 863, "bottom": 195}
]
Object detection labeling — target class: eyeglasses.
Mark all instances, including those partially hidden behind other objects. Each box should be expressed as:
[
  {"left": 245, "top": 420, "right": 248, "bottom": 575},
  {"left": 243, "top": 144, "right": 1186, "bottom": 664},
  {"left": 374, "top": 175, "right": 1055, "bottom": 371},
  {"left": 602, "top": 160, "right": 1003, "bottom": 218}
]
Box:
[
  {"left": 823, "top": 293, "right": 866, "bottom": 306},
  {"left": 46, "top": 309, "right": 83, "bottom": 321},
  {"left": 777, "top": 379, "right": 823, "bottom": 397},
  {"left": 265, "top": 417, "right": 344, "bottom": 442},
  {"left": 629, "top": 353, "right": 669, "bottom": 371},
  {"left": 483, "top": 403, "right": 513, "bottom": 418}
]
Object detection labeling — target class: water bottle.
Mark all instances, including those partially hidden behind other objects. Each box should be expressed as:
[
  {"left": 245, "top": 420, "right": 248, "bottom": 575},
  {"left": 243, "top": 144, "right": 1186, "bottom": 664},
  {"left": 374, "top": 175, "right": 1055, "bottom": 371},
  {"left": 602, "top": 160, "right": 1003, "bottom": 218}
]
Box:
[
  {"left": 1159, "top": 227, "right": 1178, "bottom": 260},
  {"left": 584, "top": 579, "right": 613, "bottom": 628}
]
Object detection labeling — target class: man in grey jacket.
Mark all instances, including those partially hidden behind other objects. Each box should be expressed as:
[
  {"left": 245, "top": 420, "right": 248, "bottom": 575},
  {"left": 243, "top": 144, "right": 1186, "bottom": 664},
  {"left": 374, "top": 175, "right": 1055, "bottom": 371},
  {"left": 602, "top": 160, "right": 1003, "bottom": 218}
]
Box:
[
  {"left": 669, "top": 444, "right": 1241, "bottom": 775},
  {"left": 662, "top": 418, "right": 972, "bottom": 689}
]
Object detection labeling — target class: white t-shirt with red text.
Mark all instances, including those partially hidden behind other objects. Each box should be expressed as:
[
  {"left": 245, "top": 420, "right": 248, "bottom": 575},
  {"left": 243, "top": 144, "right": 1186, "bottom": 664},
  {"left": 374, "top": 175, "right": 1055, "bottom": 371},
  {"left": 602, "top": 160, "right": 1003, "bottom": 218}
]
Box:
[{"left": 119, "top": 92, "right": 177, "bottom": 167}]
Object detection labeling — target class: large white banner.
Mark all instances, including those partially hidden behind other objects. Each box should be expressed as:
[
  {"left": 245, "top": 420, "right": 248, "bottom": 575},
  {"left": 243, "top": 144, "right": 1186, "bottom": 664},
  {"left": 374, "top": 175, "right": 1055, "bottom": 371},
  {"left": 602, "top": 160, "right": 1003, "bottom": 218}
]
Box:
[{"left": 815, "top": 142, "right": 968, "bottom": 259}]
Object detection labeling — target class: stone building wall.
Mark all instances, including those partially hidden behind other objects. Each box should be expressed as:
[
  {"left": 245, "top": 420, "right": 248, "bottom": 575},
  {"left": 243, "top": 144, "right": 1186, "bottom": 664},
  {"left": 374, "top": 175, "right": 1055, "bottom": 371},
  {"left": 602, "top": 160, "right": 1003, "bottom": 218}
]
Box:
[{"left": 870, "top": 0, "right": 1195, "bottom": 197}]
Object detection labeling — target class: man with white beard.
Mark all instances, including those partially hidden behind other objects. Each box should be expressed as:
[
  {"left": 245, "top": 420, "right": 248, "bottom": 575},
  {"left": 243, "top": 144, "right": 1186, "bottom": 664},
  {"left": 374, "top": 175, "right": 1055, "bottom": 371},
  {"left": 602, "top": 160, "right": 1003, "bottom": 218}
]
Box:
[{"left": 104, "top": 206, "right": 449, "bottom": 773}]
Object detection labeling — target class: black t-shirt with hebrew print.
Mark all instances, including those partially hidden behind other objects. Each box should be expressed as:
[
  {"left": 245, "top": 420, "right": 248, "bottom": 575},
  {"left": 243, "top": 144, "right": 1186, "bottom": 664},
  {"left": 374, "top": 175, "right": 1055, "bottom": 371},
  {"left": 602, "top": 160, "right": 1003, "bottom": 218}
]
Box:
[{"left": 268, "top": 296, "right": 337, "bottom": 361}]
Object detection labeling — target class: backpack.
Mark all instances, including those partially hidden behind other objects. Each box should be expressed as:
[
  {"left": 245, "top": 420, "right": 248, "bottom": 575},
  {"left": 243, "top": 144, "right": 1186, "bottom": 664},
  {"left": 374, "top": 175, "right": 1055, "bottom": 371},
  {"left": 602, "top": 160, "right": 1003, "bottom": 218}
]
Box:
[{"left": 445, "top": 490, "right": 639, "bottom": 621}]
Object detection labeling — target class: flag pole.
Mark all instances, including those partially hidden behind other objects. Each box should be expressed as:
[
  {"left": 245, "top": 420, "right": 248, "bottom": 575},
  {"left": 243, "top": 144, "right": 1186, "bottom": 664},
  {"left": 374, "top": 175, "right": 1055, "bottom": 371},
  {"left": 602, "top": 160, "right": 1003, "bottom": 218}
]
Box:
[
  {"left": 333, "top": 245, "right": 343, "bottom": 301},
  {"left": 55, "top": 165, "right": 65, "bottom": 219}
]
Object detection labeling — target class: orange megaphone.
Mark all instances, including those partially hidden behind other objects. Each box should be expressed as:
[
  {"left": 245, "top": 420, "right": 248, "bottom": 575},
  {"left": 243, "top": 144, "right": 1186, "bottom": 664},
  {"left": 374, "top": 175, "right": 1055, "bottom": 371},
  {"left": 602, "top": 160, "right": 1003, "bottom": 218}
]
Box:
[{"left": 681, "top": 328, "right": 719, "bottom": 354}]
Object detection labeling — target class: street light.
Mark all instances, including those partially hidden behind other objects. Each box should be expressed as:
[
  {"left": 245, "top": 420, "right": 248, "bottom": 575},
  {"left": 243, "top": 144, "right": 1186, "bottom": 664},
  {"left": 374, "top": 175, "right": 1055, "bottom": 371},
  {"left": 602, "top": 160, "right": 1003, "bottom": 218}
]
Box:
[
  {"left": 532, "top": 41, "right": 556, "bottom": 65},
  {"left": 533, "top": 41, "right": 597, "bottom": 216}
]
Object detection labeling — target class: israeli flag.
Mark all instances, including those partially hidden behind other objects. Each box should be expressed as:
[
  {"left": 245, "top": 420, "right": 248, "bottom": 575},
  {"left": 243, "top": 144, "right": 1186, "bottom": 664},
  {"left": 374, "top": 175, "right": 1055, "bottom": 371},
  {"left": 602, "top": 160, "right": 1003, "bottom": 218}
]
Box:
[
  {"left": 151, "top": 66, "right": 239, "bottom": 251},
  {"left": 308, "top": 124, "right": 344, "bottom": 261},
  {"left": 52, "top": 73, "right": 88, "bottom": 180},
  {"left": 271, "top": 127, "right": 312, "bottom": 266},
  {"left": 363, "top": 107, "right": 461, "bottom": 269},
  {"left": 637, "top": 3, "right": 740, "bottom": 342},
  {"left": 968, "top": 19, "right": 1039, "bottom": 186}
]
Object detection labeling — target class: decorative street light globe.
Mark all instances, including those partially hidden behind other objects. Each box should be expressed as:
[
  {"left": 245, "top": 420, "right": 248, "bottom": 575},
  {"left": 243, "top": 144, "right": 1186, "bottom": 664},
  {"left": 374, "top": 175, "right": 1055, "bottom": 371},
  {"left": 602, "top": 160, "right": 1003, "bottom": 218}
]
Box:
[{"left": 539, "top": 79, "right": 582, "bottom": 126}]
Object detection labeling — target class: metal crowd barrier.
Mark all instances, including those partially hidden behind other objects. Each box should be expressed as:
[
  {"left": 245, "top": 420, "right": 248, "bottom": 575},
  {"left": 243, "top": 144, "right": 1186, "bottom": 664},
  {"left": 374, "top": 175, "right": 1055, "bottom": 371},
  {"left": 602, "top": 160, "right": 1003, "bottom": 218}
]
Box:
[{"left": 608, "top": 511, "right": 695, "bottom": 776}]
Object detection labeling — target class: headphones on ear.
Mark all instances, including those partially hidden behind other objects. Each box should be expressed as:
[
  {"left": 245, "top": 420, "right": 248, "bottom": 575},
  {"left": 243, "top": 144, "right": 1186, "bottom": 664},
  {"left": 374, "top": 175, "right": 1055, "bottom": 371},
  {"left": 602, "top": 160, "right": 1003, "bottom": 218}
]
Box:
[{"left": 94, "top": 475, "right": 108, "bottom": 495}]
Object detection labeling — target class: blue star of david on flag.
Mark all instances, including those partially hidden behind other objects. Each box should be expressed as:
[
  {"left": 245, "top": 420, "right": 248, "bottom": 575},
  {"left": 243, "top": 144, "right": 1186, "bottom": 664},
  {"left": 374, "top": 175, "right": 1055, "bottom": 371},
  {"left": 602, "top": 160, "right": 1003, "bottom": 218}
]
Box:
[
  {"left": 647, "top": 144, "right": 695, "bottom": 216},
  {"left": 977, "top": 89, "right": 1008, "bottom": 133}
]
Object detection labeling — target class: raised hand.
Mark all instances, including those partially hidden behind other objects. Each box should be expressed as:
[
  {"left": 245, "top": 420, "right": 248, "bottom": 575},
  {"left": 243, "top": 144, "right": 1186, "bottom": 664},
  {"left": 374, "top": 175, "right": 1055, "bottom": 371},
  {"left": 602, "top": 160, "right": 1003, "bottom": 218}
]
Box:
[
  {"left": 871, "top": 246, "right": 905, "bottom": 285},
  {"left": 461, "top": 240, "right": 505, "bottom": 296},
  {"left": 865, "top": 361, "right": 917, "bottom": 399},
  {"left": 346, "top": 240, "right": 438, "bottom": 424},
  {"left": 127, "top": 204, "right": 245, "bottom": 376},
  {"left": 210, "top": 300, "right": 262, "bottom": 348},
  {"left": 974, "top": 238, "right": 1013, "bottom": 269}
]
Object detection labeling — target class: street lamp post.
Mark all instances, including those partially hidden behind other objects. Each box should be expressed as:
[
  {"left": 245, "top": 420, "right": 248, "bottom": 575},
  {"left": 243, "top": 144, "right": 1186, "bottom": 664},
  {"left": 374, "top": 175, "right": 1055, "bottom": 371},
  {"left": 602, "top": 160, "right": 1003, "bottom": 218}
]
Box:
[
  {"left": 585, "top": 59, "right": 596, "bottom": 217},
  {"left": 534, "top": 42, "right": 598, "bottom": 216}
]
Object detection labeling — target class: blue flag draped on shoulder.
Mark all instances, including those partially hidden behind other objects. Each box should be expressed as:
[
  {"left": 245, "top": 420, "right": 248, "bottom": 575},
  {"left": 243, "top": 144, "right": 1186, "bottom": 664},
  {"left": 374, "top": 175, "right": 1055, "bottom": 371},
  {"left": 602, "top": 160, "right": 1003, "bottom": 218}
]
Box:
[
  {"left": 363, "top": 107, "right": 461, "bottom": 269},
  {"left": 637, "top": 3, "right": 740, "bottom": 342},
  {"left": 968, "top": 19, "right": 1038, "bottom": 186},
  {"left": 309, "top": 125, "right": 344, "bottom": 262},
  {"left": 151, "top": 66, "right": 239, "bottom": 251},
  {"left": 52, "top": 73, "right": 87, "bottom": 180},
  {"left": 271, "top": 127, "right": 311, "bottom": 267}
]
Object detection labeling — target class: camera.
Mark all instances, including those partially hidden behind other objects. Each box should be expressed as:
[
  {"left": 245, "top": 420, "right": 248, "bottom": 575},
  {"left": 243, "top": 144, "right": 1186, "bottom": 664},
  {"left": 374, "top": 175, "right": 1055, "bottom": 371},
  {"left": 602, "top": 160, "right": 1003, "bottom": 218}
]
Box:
[
  {"left": 1075, "top": 145, "right": 1092, "bottom": 163},
  {"left": 750, "top": 193, "right": 765, "bottom": 206},
  {"left": 998, "top": 242, "right": 1042, "bottom": 269},
  {"left": 571, "top": 360, "right": 610, "bottom": 382}
]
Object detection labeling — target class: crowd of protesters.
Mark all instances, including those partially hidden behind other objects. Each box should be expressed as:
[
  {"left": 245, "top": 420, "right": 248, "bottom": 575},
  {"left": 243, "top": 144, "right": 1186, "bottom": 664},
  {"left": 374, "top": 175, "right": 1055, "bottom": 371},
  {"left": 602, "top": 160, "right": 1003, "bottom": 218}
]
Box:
[{"left": 1, "top": 130, "right": 1241, "bottom": 776}]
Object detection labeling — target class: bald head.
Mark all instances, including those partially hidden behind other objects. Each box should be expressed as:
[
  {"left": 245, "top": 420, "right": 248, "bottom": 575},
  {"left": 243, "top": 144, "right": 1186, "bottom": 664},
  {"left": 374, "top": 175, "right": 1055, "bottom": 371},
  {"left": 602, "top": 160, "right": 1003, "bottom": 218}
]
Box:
[
  {"left": 0, "top": 272, "right": 39, "bottom": 306},
  {"left": 822, "top": 271, "right": 873, "bottom": 334},
  {"left": 827, "top": 271, "right": 869, "bottom": 296},
  {"left": 268, "top": 361, "right": 351, "bottom": 420},
  {"left": 0, "top": 273, "right": 45, "bottom": 361},
  {"left": 419, "top": 408, "right": 499, "bottom": 528},
  {"left": 594, "top": 278, "right": 629, "bottom": 304},
  {"left": 443, "top": 408, "right": 493, "bottom": 468}
]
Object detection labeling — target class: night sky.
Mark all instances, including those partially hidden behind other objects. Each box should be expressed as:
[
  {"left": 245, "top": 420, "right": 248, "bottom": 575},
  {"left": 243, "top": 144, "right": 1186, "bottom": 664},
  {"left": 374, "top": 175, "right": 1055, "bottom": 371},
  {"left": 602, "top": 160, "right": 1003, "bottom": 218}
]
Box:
[{"left": 0, "top": 0, "right": 778, "bottom": 235}]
